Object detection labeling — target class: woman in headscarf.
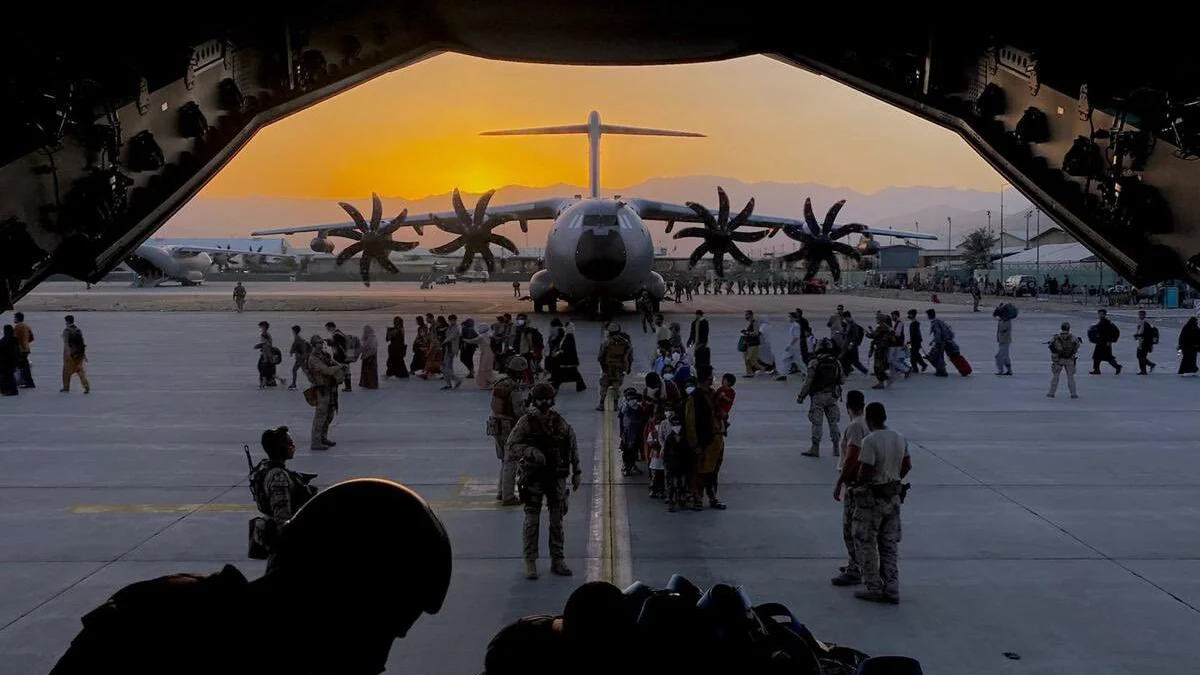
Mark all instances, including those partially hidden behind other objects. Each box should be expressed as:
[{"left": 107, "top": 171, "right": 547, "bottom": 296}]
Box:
[
  {"left": 668, "top": 322, "right": 684, "bottom": 353},
  {"left": 358, "top": 325, "right": 379, "bottom": 389},
  {"left": 463, "top": 320, "right": 495, "bottom": 388},
  {"left": 0, "top": 325, "right": 19, "bottom": 396},
  {"left": 410, "top": 316, "right": 427, "bottom": 375},
  {"left": 552, "top": 320, "right": 586, "bottom": 392},
  {"left": 1178, "top": 316, "right": 1200, "bottom": 375},
  {"left": 385, "top": 316, "right": 408, "bottom": 379},
  {"left": 422, "top": 316, "right": 445, "bottom": 379}
]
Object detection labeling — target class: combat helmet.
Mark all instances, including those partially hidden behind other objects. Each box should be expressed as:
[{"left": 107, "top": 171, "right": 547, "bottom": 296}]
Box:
[
  {"left": 272, "top": 478, "right": 452, "bottom": 620},
  {"left": 507, "top": 355, "right": 529, "bottom": 372},
  {"left": 530, "top": 381, "right": 557, "bottom": 400},
  {"left": 816, "top": 338, "right": 836, "bottom": 355}
]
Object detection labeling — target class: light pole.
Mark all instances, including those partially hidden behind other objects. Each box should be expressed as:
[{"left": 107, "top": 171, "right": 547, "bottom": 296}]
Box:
[
  {"left": 1024, "top": 209, "right": 1033, "bottom": 249},
  {"left": 999, "top": 185, "right": 1006, "bottom": 282},
  {"left": 1035, "top": 208, "right": 1041, "bottom": 283},
  {"left": 946, "top": 216, "right": 952, "bottom": 276}
]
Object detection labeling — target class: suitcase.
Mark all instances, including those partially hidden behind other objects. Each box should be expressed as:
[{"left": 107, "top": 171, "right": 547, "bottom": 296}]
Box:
[{"left": 950, "top": 353, "right": 972, "bottom": 376}]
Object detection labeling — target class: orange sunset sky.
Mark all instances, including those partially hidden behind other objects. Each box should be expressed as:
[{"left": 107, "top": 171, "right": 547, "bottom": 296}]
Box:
[{"left": 200, "top": 52, "right": 1004, "bottom": 200}]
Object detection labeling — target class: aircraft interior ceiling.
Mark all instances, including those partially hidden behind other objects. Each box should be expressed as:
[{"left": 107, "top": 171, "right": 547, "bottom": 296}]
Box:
[{"left": 2, "top": 2, "right": 1199, "bottom": 310}]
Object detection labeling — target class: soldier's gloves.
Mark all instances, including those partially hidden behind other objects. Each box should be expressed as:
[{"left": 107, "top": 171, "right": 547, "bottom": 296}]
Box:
[{"left": 572, "top": 473, "right": 581, "bottom": 491}]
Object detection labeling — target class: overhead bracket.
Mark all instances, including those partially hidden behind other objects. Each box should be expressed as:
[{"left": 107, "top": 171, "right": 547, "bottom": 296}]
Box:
[
  {"left": 1025, "top": 54, "right": 1040, "bottom": 96},
  {"left": 184, "top": 48, "right": 199, "bottom": 90},
  {"left": 1077, "top": 84, "right": 1092, "bottom": 122},
  {"left": 136, "top": 77, "right": 150, "bottom": 115}
]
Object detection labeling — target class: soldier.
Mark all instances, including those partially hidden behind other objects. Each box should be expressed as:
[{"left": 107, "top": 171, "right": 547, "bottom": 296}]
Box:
[
  {"left": 490, "top": 355, "right": 530, "bottom": 505},
  {"left": 596, "top": 322, "right": 632, "bottom": 410},
  {"left": 849, "top": 402, "right": 911, "bottom": 604},
  {"left": 306, "top": 334, "right": 348, "bottom": 450},
  {"left": 797, "top": 339, "right": 844, "bottom": 458},
  {"left": 49, "top": 479, "right": 451, "bottom": 675},
  {"left": 1047, "top": 321, "right": 1081, "bottom": 398},
  {"left": 509, "top": 381, "right": 582, "bottom": 579},
  {"left": 232, "top": 281, "right": 246, "bottom": 312},
  {"left": 248, "top": 426, "right": 318, "bottom": 560}
]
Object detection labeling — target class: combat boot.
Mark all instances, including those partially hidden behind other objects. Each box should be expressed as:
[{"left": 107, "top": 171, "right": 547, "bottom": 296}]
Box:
[
  {"left": 801, "top": 445, "right": 820, "bottom": 457},
  {"left": 551, "top": 560, "right": 573, "bottom": 576},
  {"left": 525, "top": 559, "right": 539, "bottom": 580},
  {"left": 830, "top": 571, "right": 862, "bottom": 586}
]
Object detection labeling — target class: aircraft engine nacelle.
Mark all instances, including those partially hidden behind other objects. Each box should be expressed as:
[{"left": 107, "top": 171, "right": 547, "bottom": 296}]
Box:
[
  {"left": 643, "top": 271, "right": 666, "bottom": 301},
  {"left": 310, "top": 237, "right": 335, "bottom": 254},
  {"left": 528, "top": 269, "right": 554, "bottom": 303},
  {"left": 856, "top": 234, "right": 880, "bottom": 256}
]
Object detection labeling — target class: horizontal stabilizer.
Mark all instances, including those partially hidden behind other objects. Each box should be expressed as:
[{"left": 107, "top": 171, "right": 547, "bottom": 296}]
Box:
[
  {"left": 480, "top": 124, "right": 704, "bottom": 138},
  {"left": 598, "top": 125, "right": 705, "bottom": 137},
  {"left": 480, "top": 125, "right": 590, "bottom": 136}
]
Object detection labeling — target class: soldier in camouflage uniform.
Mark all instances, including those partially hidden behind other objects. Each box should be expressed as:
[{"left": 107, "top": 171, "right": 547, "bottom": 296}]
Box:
[
  {"left": 489, "top": 355, "right": 530, "bottom": 505},
  {"left": 797, "top": 339, "right": 844, "bottom": 457},
  {"left": 306, "top": 335, "right": 348, "bottom": 450},
  {"left": 509, "top": 382, "right": 582, "bottom": 579},
  {"left": 849, "top": 402, "right": 911, "bottom": 604},
  {"left": 1047, "top": 321, "right": 1082, "bottom": 398},
  {"left": 596, "top": 322, "right": 633, "bottom": 410}
]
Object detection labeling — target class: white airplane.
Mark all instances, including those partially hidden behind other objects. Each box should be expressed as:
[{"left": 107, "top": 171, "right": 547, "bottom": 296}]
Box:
[
  {"left": 251, "top": 110, "right": 936, "bottom": 311},
  {"left": 124, "top": 243, "right": 297, "bottom": 287}
]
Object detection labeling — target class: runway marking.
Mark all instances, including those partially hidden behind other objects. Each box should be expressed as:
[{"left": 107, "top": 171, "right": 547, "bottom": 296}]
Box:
[
  {"left": 457, "top": 477, "right": 499, "bottom": 498},
  {"left": 586, "top": 402, "right": 610, "bottom": 583},
  {"left": 585, "top": 394, "right": 633, "bottom": 586},
  {"left": 607, "top": 398, "right": 633, "bottom": 588}
]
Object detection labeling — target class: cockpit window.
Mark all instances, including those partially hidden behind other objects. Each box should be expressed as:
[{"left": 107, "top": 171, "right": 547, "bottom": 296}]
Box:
[
  {"left": 567, "top": 214, "right": 584, "bottom": 229},
  {"left": 582, "top": 214, "right": 619, "bottom": 228},
  {"left": 617, "top": 211, "right": 635, "bottom": 230}
]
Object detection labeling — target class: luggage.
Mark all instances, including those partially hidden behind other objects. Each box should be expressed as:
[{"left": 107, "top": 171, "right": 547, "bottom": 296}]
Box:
[
  {"left": 950, "top": 353, "right": 972, "bottom": 376},
  {"left": 994, "top": 302, "right": 1018, "bottom": 320}
]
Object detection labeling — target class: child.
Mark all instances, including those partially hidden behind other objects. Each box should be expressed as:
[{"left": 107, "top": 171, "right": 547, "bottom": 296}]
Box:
[
  {"left": 617, "top": 387, "right": 646, "bottom": 476},
  {"left": 660, "top": 411, "right": 688, "bottom": 512},
  {"left": 646, "top": 413, "right": 666, "bottom": 498},
  {"left": 715, "top": 373, "right": 737, "bottom": 436}
]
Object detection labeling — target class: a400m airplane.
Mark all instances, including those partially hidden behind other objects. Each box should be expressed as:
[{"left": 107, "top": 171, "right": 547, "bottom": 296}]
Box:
[{"left": 251, "top": 111, "right": 936, "bottom": 312}]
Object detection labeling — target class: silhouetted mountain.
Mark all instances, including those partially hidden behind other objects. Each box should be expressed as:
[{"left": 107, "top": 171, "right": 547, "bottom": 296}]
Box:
[{"left": 161, "top": 176, "right": 1035, "bottom": 254}]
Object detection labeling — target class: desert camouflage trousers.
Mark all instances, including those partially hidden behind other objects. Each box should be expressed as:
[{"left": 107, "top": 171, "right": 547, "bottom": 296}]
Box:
[
  {"left": 598, "top": 366, "right": 625, "bottom": 407},
  {"left": 523, "top": 477, "right": 568, "bottom": 562},
  {"left": 851, "top": 488, "right": 902, "bottom": 597},
  {"left": 808, "top": 391, "right": 841, "bottom": 451}
]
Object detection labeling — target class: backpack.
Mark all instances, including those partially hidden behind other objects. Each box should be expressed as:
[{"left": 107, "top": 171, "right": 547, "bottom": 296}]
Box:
[
  {"left": 1087, "top": 325, "right": 1100, "bottom": 344},
  {"left": 604, "top": 335, "right": 631, "bottom": 369},
  {"left": 344, "top": 334, "right": 361, "bottom": 362},
  {"left": 1052, "top": 334, "right": 1080, "bottom": 360},
  {"left": 1147, "top": 325, "right": 1160, "bottom": 344},
  {"left": 270, "top": 346, "right": 282, "bottom": 365},
  {"left": 1015, "top": 106, "right": 1050, "bottom": 144},
  {"left": 811, "top": 355, "right": 842, "bottom": 391},
  {"left": 994, "top": 303, "right": 1018, "bottom": 320},
  {"left": 66, "top": 326, "right": 86, "bottom": 355},
  {"left": 848, "top": 322, "right": 864, "bottom": 346}
]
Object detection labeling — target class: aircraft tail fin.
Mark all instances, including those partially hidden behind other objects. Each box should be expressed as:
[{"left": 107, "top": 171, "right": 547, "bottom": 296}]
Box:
[{"left": 481, "top": 112, "right": 704, "bottom": 198}]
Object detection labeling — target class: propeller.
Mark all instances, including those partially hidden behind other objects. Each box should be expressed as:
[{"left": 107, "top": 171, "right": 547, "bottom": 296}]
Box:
[
  {"left": 331, "top": 192, "right": 420, "bottom": 286},
  {"left": 671, "top": 186, "right": 767, "bottom": 278},
  {"left": 776, "top": 197, "right": 867, "bottom": 282},
  {"left": 428, "top": 188, "right": 519, "bottom": 273}
]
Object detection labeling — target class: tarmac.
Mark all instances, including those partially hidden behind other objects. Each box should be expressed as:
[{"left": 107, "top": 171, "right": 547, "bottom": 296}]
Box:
[{"left": 2, "top": 283, "right": 1199, "bottom": 673}]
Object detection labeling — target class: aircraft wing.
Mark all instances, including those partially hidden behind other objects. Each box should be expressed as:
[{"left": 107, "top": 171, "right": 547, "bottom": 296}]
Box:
[
  {"left": 628, "top": 198, "right": 937, "bottom": 241},
  {"left": 170, "top": 245, "right": 299, "bottom": 258},
  {"left": 250, "top": 198, "right": 572, "bottom": 238}
]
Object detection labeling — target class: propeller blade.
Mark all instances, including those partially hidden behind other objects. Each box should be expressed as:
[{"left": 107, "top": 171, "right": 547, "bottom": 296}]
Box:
[
  {"left": 780, "top": 248, "right": 808, "bottom": 263},
  {"left": 389, "top": 240, "right": 419, "bottom": 252},
  {"left": 729, "top": 197, "right": 755, "bottom": 228},
  {"left": 332, "top": 229, "right": 362, "bottom": 242},
  {"left": 831, "top": 241, "right": 861, "bottom": 259},
  {"left": 827, "top": 256, "right": 842, "bottom": 282},
  {"left": 360, "top": 254, "right": 372, "bottom": 286},
  {"left": 489, "top": 233, "right": 520, "bottom": 256},
  {"left": 519, "top": 219, "right": 528, "bottom": 233},
  {"left": 376, "top": 254, "right": 400, "bottom": 275},
  {"left": 480, "top": 247, "right": 497, "bottom": 274},
  {"left": 729, "top": 229, "right": 768, "bottom": 243},
  {"left": 473, "top": 189, "right": 496, "bottom": 228},
  {"left": 829, "top": 222, "right": 867, "bottom": 241},
  {"left": 767, "top": 227, "right": 781, "bottom": 238},
  {"left": 338, "top": 201, "right": 370, "bottom": 234},
  {"left": 379, "top": 209, "right": 409, "bottom": 236},
  {"left": 672, "top": 226, "right": 710, "bottom": 240},
  {"left": 802, "top": 257, "right": 821, "bottom": 281},
  {"left": 685, "top": 202, "right": 717, "bottom": 230},
  {"left": 370, "top": 192, "right": 384, "bottom": 232},
  {"left": 803, "top": 198, "right": 820, "bottom": 236},
  {"left": 335, "top": 241, "right": 366, "bottom": 265},
  {"left": 712, "top": 252, "right": 726, "bottom": 278},
  {"left": 459, "top": 248, "right": 477, "bottom": 273},
  {"left": 665, "top": 220, "right": 675, "bottom": 234},
  {"left": 451, "top": 189, "right": 472, "bottom": 227},
  {"left": 687, "top": 241, "right": 711, "bottom": 268},
  {"left": 727, "top": 244, "right": 753, "bottom": 267},
  {"left": 430, "top": 236, "right": 465, "bottom": 255},
  {"left": 431, "top": 214, "right": 464, "bottom": 235},
  {"left": 822, "top": 199, "right": 846, "bottom": 234},
  {"left": 716, "top": 186, "right": 730, "bottom": 227}
]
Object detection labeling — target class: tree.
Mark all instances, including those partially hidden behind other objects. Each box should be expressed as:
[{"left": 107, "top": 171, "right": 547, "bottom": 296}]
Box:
[{"left": 961, "top": 227, "right": 996, "bottom": 271}]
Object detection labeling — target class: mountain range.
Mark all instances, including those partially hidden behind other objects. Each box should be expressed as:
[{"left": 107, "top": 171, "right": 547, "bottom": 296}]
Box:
[{"left": 162, "top": 176, "right": 1042, "bottom": 253}]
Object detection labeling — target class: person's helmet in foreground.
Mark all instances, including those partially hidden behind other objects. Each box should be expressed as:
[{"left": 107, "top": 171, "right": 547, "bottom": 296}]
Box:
[
  {"left": 530, "top": 382, "right": 557, "bottom": 400},
  {"left": 274, "top": 478, "right": 452, "bottom": 620}
]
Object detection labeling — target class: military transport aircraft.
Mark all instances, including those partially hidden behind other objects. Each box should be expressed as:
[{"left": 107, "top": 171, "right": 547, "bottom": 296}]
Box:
[
  {"left": 124, "top": 243, "right": 297, "bottom": 287},
  {"left": 251, "top": 111, "right": 935, "bottom": 311}
]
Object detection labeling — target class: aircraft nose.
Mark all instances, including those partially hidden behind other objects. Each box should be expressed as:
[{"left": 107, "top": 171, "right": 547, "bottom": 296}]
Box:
[{"left": 575, "top": 228, "right": 627, "bottom": 282}]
